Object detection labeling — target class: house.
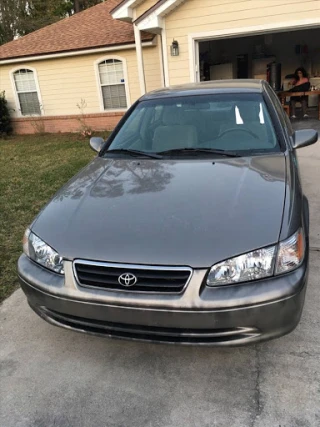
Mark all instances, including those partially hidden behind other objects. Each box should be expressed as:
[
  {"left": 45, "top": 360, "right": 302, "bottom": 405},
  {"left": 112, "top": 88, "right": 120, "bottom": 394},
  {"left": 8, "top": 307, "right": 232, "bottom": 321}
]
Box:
[{"left": 0, "top": 0, "right": 320, "bottom": 134}]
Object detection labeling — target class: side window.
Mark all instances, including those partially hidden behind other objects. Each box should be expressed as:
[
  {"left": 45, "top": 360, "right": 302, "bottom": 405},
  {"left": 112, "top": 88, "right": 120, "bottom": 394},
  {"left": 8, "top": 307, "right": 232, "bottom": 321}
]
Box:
[
  {"left": 98, "top": 59, "right": 127, "bottom": 110},
  {"left": 13, "top": 69, "right": 41, "bottom": 115}
]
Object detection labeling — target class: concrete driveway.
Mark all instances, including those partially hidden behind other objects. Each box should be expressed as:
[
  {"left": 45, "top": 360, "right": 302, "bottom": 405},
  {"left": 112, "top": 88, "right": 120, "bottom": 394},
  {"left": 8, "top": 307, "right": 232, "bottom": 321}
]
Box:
[{"left": 1, "top": 121, "right": 320, "bottom": 427}]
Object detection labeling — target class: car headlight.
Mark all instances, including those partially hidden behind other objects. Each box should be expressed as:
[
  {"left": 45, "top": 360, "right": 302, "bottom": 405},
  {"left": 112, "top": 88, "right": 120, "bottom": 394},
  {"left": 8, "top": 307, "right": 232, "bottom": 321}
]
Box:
[
  {"left": 207, "top": 229, "right": 305, "bottom": 287},
  {"left": 22, "top": 228, "right": 64, "bottom": 274},
  {"left": 207, "top": 246, "right": 276, "bottom": 286}
]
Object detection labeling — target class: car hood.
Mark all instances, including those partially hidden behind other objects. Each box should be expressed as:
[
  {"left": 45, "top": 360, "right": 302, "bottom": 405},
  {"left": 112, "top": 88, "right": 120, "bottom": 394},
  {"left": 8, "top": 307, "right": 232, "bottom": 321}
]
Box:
[{"left": 32, "top": 154, "right": 286, "bottom": 268}]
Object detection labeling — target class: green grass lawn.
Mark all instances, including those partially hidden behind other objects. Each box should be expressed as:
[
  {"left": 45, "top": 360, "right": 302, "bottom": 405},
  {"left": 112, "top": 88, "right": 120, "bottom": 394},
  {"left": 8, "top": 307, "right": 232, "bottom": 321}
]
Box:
[{"left": 0, "top": 133, "right": 109, "bottom": 303}]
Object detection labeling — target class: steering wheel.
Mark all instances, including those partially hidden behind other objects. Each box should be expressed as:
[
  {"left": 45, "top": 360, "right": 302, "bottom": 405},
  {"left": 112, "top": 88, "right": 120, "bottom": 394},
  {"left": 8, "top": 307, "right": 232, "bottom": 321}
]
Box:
[{"left": 218, "top": 128, "right": 259, "bottom": 140}]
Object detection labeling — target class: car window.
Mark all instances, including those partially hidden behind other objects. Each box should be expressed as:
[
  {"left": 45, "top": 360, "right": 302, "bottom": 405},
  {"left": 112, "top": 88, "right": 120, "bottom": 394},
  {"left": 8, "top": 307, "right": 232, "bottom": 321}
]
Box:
[{"left": 107, "top": 93, "right": 281, "bottom": 155}]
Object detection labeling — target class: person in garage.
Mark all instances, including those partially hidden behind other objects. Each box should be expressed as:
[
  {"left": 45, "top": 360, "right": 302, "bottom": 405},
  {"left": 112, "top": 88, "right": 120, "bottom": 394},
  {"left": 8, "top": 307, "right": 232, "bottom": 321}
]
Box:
[{"left": 288, "top": 67, "right": 310, "bottom": 119}]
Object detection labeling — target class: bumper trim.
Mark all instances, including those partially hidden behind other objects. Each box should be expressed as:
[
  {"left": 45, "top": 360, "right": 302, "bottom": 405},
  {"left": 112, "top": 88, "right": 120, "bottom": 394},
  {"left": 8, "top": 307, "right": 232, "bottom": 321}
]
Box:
[
  {"left": 31, "top": 304, "right": 261, "bottom": 345},
  {"left": 21, "top": 275, "right": 307, "bottom": 346}
]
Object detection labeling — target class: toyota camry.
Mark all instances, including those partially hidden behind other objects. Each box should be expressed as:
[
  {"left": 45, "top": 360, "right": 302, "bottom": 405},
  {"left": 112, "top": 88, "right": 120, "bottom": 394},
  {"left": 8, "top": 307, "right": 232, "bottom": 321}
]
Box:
[{"left": 18, "top": 80, "right": 318, "bottom": 345}]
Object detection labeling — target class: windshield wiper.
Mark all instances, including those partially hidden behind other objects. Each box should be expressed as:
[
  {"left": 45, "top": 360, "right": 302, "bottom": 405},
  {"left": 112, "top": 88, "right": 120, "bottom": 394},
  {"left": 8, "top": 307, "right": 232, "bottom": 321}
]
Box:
[
  {"left": 105, "top": 148, "right": 162, "bottom": 159},
  {"left": 157, "top": 148, "right": 241, "bottom": 157}
]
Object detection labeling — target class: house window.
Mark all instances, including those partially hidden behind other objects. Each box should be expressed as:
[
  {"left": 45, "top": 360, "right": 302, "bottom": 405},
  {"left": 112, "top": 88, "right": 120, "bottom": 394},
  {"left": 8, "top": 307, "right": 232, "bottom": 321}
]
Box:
[
  {"left": 13, "top": 69, "right": 41, "bottom": 115},
  {"left": 98, "top": 59, "right": 127, "bottom": 110}
]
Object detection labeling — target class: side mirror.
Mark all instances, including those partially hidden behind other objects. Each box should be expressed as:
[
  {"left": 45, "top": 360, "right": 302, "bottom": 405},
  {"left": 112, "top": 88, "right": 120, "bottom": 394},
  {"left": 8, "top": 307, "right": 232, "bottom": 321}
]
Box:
[
  {"left": 293, "top": 129, "right": 318, "bottom": 149},
  {"left": 89, "top": 137, "right": 105, "bottom": 153}
]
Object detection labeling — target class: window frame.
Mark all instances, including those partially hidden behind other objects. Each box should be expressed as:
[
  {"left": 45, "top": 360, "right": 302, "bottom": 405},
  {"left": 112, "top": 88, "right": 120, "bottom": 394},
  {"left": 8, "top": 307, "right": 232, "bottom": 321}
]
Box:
[
  {"left": 94, "top": 55, "right": 131, "bottom": 112},
  {"left": 10, "top": 66, "right": 43, "bottom": 117}
]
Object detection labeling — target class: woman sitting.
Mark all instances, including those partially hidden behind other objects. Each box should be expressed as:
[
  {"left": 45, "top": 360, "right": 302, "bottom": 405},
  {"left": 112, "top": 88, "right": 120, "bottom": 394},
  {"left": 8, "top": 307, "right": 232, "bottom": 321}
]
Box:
[{"left": 288, "top": 67, "right": 310, "bottom": 119}]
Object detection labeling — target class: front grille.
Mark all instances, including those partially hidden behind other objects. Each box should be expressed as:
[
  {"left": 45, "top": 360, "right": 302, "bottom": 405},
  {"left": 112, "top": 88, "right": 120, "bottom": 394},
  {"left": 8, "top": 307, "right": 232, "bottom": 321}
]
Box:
[{"left": 74, "top": 261, "right": 192, "bottom": 293}]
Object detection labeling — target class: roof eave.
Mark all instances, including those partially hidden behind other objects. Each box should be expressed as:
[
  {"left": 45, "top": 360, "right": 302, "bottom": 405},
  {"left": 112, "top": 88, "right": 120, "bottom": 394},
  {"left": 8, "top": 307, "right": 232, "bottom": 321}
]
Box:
[
  {"left": 0, "top": 39, "right": 156, "bottom": 65},
  {"left": 135, "top": 0, "right": 186, "bottom": 32},
  {"left": 111, "top": 0, "right": 145, "bottom": 22}
]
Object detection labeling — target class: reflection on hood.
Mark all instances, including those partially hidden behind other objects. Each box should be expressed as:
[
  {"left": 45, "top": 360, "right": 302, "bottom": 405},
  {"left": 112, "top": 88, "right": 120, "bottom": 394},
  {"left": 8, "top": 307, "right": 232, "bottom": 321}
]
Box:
[{"left": 54, "top": 158, "right": 174, "bottom": 202}]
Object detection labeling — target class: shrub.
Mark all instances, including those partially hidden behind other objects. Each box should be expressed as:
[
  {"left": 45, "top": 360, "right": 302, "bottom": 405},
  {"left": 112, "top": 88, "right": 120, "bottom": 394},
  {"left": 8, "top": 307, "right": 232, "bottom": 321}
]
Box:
[
  {"left": 76, "top": 98, "right": 93, "bottom": 138},
  {"left": 0, "top": 91, "right": 13, "bottom": 136}
]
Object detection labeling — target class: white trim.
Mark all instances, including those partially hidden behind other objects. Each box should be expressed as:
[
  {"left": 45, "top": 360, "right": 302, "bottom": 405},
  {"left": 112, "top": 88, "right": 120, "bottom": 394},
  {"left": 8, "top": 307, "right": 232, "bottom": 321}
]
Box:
[
  {"left": 0, "top": 41, "right": 155, "bottom": 65},
  {"left": 136, "top": 0, "right": 185, "bottom": 32},
  {"left": 137, "top": 13, "right": 163, "bottom": 33},
  {"left": 134, "top": 24, "right": 146, "bottom": 95},
  {"left": 188, "top": 38, "right": 199, "bottom": 83},
  {"left": 189, "top": 18, "right": 320, "bottom": 41},
  {"left": 188, "top": 18, "right": 320, "bottom": 83},
  {"left": 194, "top": 40, "right": 200, "bottom": 83},
  {"left": 158, "top": 34, "right": 165, "bottom": 88},
  {"left": 132, "top": 7, "right": 146, "bottom": 96},
  {"left": 94, "top": 55, "right": 131, "bottom": 112},
  {"left": 111, "top": 0, "right": 145, "bottom": 22},
  {"left": 10, "top": 66, "right": 44, "bottom": 117},
  {"left": 161, "top": 21, "right": 170, "bottom": 87}
]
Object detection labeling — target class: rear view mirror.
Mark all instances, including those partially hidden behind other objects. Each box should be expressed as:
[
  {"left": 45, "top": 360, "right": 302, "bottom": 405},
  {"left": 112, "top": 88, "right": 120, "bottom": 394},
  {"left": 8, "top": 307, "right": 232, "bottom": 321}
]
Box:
[
  {"left": 89, "top": 137, "right": 105, "bottom": 153},
  {"left": 293, "top": 129, "right": 318, "bottom": 149}
]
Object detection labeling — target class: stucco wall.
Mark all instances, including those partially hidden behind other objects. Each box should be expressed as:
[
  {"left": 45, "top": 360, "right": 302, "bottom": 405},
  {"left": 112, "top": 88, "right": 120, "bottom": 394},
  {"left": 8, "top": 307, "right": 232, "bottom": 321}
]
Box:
[{"left": 165, "top": 0, "right": 320, "bottom": 85}]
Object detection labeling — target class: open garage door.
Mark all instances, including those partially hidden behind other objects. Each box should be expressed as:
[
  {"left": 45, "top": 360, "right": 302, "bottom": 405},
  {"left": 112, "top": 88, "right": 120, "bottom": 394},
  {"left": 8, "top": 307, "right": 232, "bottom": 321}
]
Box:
[{"left": 194, "top": 27, "right": 320, "bottom": 109}]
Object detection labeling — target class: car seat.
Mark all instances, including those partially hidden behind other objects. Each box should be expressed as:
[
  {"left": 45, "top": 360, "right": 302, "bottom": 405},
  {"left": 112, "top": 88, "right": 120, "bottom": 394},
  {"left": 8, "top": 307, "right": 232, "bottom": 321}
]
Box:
[{"left": 152, "top": 106, "right": 198, "bottom": 152}]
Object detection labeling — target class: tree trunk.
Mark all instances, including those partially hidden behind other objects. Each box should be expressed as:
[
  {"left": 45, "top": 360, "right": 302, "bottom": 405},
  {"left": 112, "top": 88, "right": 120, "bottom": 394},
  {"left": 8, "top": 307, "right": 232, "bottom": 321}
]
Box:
[{"left": 73, "top": 0, "right": 81, "bottom": 13}]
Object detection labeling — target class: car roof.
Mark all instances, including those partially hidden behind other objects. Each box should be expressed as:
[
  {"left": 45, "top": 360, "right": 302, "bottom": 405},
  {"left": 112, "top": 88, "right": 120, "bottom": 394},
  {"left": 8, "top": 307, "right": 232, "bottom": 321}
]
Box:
[{"left": 141, "top": 79, "right": 265, "bottom": 100}]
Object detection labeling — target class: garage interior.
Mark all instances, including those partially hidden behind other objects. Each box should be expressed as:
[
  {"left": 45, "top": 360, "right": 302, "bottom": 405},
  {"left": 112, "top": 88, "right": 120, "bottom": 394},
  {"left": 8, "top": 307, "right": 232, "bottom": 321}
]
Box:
[{"left": 199, "top": 27, "right": 320, "bottom": 111}]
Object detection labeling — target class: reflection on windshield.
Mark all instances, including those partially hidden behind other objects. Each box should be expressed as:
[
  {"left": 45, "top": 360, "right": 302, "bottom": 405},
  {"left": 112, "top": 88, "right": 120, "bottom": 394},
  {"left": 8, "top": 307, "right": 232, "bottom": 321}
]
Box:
[{"left": 106, "top": 94, "right": 280, "bottom": 155}]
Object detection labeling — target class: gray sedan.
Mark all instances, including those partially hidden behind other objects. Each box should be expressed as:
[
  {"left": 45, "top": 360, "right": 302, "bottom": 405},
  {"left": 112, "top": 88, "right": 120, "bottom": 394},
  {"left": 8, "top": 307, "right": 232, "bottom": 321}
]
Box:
[{"left": 18, "top": 80, "right": 318, "bottom": 345}]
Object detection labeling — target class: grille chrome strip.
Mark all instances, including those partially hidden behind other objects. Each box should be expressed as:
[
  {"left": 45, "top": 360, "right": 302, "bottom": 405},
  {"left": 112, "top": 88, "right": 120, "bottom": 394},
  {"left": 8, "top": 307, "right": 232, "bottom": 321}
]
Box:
[{"left": 73, "top": 260, "right": 193, "bottom": 294}]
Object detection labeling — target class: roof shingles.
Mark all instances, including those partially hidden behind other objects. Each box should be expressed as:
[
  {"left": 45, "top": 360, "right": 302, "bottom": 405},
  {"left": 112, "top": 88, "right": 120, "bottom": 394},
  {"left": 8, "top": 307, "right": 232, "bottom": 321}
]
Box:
[{"left": 0, "top": 0, "right": 154, "bottom": 61}]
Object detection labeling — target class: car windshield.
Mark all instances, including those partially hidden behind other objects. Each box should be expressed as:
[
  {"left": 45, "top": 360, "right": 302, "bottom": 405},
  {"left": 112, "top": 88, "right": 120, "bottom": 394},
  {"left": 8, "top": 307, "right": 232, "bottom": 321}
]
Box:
[{"left": 105, "top": 93, "right": 280, "bottom": 156}]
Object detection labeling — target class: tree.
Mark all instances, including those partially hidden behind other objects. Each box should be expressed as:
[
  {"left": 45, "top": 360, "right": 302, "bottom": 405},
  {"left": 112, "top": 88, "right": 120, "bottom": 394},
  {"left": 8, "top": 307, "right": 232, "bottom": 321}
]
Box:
[
  {"left": 0, "top": 0, "right": 27, "bottom": 44},
  {"left": 0, "top": 0, "right": 104, "bottom": 45},
  {"left": 73, "top": 1, "right": 103, "bottom": 13},
  {"left": 19, "top": 0, "right": 65, "bottom": 35},
  {"left": 20, "top": 1, "right": 104, "bottom": 35}
]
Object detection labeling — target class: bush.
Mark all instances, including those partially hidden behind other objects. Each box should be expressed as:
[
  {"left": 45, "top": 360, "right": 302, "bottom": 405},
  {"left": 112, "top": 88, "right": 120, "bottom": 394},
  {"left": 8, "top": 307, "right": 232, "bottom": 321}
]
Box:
[{"left": 0, "top": 91, "right": 13, "bottom": 136}]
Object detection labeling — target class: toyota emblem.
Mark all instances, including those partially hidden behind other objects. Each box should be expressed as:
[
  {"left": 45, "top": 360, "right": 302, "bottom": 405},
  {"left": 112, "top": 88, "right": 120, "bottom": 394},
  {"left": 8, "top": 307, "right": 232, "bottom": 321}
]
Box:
[{"left": 118, "top": 273, "right": 137, "bottom": 287}]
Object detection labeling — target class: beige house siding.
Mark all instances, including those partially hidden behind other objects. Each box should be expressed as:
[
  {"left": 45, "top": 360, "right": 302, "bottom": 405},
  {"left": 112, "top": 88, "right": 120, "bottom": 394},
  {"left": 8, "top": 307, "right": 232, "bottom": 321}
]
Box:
[
  {"left": 165, "top": 0, "right": 320, "bottom": 85},
  {"left": 0, "top": 43, "right": 162, "bottom": 133},
  {"left": 0, "top": 50, "right": 139, "bottom": 117},
  {"left": 136, "top": 0, "right": 159, "bottom": 18},
  {"left": 144, "top": 38, "right": 163, "bottom": 92}
]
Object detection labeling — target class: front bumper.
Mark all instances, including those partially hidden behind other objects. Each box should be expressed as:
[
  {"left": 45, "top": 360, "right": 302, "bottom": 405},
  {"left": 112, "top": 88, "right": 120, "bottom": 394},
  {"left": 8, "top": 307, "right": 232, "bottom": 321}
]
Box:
[{"left": 18, "top": 254, "right": 309, "bottom": 346}]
